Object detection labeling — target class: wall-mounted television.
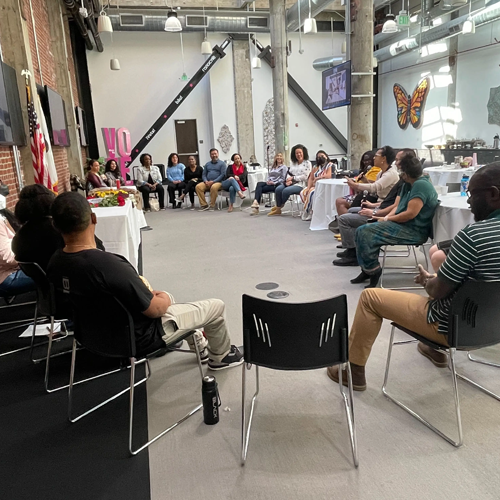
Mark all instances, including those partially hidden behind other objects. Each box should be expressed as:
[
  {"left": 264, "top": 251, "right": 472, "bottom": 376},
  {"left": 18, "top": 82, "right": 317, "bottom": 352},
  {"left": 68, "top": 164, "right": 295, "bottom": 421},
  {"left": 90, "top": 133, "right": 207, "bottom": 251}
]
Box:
[
  {"left": 0, "top": 62, "right": 26, "bottom": 146},
  {"left": 322, "top": 60, "right": 351, "bottom": 111},
  {"left": 45, "top": 85, "right": 70, "bottom": 147},
  {"left": 75, "top": 106, "right": 88, "bottom": 147}
]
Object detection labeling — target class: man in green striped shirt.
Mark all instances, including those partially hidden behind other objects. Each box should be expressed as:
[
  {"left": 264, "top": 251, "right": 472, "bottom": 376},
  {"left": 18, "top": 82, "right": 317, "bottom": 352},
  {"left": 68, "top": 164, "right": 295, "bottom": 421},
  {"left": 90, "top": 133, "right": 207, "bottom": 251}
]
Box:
[{"left": 328, "top": 162, "right": 500, "bottom": 391}]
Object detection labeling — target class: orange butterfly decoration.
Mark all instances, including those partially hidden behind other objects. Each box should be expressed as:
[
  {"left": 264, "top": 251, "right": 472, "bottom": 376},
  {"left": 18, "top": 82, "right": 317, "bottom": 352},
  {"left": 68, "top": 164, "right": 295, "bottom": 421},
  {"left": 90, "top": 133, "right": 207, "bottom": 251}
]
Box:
[{"left": 393, "top": 77, "right": 430, "bottom": 130}]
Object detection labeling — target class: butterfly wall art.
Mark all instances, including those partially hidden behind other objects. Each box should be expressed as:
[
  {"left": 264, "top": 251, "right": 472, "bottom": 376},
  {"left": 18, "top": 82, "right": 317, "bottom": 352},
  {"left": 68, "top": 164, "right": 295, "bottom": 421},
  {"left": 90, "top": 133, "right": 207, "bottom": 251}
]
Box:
[{"left": 393, "top": 77, "right": 431, "bottom": 130}]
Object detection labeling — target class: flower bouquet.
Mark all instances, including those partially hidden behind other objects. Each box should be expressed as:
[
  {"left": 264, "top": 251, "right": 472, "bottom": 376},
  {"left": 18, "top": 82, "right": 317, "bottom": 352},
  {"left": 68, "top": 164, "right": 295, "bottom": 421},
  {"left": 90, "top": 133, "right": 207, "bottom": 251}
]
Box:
[{"left": 88, "top": 189, "right": 130, "bottom": 208}]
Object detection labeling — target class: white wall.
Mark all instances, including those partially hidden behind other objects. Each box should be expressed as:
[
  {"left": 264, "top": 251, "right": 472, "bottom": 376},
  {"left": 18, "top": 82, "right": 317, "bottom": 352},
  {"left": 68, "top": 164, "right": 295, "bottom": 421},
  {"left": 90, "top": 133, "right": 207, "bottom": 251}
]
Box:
[
  {"left": 87, "top": 30, "right": 348, "bottom": 169},
  {"left": 377, "top": 16, "right": 500, "bottom": 149}
]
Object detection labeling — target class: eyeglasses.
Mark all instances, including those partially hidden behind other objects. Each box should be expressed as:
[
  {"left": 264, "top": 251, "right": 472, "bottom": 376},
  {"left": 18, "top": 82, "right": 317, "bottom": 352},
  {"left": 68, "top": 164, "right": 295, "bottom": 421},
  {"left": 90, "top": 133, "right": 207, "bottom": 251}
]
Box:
[{"left": 466, "top": 186, "right": 500, "bottom": 198}]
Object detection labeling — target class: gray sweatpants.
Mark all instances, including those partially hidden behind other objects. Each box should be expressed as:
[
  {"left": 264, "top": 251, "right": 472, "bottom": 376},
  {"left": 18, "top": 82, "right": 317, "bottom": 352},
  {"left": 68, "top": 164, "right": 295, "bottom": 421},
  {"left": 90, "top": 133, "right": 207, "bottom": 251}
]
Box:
[{"left": 338, "top": 211, "right": 371, "bottom": 249}]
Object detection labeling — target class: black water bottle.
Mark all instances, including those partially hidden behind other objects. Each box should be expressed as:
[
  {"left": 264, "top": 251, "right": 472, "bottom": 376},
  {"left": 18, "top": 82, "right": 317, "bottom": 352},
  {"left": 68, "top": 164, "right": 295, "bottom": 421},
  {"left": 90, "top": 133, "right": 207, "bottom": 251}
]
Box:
[{"left": 202, "top": 375, "right": 220, "bottom": 425}]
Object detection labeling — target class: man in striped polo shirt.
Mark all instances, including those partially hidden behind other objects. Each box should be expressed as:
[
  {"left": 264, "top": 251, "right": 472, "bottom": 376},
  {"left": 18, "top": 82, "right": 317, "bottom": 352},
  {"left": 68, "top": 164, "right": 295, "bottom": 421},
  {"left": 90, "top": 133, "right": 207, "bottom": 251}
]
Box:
[{"left": 327, "top": 162, "right": 500, "bottom": 391}]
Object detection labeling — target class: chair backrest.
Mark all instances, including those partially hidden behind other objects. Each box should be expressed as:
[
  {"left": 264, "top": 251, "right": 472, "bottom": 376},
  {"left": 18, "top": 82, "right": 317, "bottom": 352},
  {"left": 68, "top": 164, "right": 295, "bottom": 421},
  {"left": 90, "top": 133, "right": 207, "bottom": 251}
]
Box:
[
  {"left": 448, "top": 281, "right": 500, "bottom": 349},
  {"left": 155, "top": 164, "right": 166, "bottom": 179},
  {"left": 18, "top": 261, "right": 55, "bottom": 317},
  {"left": 66, "top": 290, "right": 136, "bottom": 359},
  {"left": 242, "top": 294, "right": 348, "bottom": 370}
]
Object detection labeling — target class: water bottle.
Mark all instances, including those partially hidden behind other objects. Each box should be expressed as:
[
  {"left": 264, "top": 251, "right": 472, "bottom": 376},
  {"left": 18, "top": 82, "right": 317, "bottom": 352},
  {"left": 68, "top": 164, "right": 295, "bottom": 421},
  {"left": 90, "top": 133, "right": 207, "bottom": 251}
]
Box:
[
  {"left": 460, "top": 175, "right": 469, "bottom": 197},
  {"left": 116, "top": 179, "right": 121, "bottom": 190},
  {"left": 202, "top": 375, "right": 220, "bottom": 425}
]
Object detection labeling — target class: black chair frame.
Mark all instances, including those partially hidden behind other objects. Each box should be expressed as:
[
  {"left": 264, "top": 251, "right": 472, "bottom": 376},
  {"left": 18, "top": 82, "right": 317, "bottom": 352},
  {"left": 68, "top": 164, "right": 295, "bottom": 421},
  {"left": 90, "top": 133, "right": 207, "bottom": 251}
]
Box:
[
  {"left": 240, "top": 294, "right": 358, "bottom": 468},
  {"left": 382, "top": 281, "right": 500, "bottom": 447}
]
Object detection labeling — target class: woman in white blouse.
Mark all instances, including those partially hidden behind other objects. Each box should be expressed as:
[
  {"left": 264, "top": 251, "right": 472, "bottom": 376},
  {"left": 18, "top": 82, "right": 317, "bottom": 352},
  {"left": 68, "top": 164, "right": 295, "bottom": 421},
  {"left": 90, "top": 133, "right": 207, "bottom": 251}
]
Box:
[
  {"left": 136, "top": 153, "right": 165, "bottom": 211},
  {"left": 268, "top": 144, "right": 312, "bottom": 216}
]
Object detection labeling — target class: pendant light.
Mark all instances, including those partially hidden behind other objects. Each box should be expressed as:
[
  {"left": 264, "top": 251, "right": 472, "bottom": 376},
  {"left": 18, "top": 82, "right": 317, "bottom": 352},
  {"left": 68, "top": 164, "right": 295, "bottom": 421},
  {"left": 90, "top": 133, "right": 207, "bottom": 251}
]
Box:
[
  {"left": 97, "top": 9, "right": 113, "bottom": 33},
  {"left": 201, "top": 6, "right": 212, "bottom": 54},
  {"left": 304, "top": 0, "right": 317, "bottom": 34},
  {"left": 164, "top": 10, "right": 182, "bottom": 32},
  {"left": 462, "top": 1, "right": 475, "bottom": 34},
  {"left": 110, "top": 58, "right": 121, "bottom": 70},
  {"left": 382, "top": 13, "right": 398, "bottom": 34}
]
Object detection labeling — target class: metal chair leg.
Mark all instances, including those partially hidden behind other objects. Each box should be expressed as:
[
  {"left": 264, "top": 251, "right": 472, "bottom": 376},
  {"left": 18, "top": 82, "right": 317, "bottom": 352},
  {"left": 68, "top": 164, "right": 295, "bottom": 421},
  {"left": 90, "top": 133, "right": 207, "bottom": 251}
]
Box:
[
  {"left": 467, "top": 351, "right": 500, "bottom": 369},
  {"left": 241, "top": 363, "right": 259, "bottom": 466},
  {"left": 382, "top": 327, "right": 463, "bottom": 447},
  {"left": 339, "top": 363, "right": 359, "bottom": 467}
]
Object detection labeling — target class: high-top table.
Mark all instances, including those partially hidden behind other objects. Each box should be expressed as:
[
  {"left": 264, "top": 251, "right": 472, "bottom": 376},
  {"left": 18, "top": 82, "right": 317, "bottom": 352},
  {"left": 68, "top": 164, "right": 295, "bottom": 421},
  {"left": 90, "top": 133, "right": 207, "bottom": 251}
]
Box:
[
  {"left": 309, "top": 179, "right": 351, "bottom": 231},
  {"left": 433, "top": 192, "right": 474, "bottom": 242},
  {"left": 91, "top": 199, "right": 147, "bottom": 272},
  {"left": 424, "top": 166, "right": 478, "bottom": 187}
]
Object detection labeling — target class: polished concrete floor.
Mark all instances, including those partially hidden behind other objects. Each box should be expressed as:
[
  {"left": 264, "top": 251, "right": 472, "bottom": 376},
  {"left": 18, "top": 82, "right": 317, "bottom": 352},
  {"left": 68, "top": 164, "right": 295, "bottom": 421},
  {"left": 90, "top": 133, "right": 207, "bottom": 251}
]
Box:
[{"left": 140, "top": 203, "right": 500, "bottom": 500}]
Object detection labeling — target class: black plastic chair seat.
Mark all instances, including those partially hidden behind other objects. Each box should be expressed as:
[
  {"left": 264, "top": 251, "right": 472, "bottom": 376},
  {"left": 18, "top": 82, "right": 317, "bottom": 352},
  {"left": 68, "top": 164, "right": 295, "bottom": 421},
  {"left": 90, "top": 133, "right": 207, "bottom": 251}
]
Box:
[{"left": 391, "top": 322, "right": 449, "bottom": 351}]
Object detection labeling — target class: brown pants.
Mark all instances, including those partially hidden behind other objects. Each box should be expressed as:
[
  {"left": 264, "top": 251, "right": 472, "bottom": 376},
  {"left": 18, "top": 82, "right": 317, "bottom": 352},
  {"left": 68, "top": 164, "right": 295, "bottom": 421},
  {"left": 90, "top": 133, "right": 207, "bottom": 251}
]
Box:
[
  {"left": 196, "top": 182, "right": 222, "bottom": 207},
  {"left": 349, "top": 289, "right": 448, "bottom": 366}
]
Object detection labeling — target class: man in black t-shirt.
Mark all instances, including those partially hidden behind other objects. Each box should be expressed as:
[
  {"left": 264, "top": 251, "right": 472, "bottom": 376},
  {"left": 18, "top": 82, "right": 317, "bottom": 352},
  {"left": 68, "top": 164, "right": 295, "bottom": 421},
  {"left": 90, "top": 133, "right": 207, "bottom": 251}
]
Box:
[
  {"left": 47, "top": 192, "right": 243, "bottom": 371},
  {"left": 333, "top": 149, "right": 416, "bottom": 266}
]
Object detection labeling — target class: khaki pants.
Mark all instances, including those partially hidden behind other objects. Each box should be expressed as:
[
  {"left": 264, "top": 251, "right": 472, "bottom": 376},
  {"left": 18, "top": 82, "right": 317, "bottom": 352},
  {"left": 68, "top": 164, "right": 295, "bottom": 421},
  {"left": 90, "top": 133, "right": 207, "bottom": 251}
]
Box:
[
  {"left": 161, "top": 294, "right": 231, "bottom": 363},
  {"left": 349, "top": 289, "right": 448, "bottom": 366},
  {"left": 196, "top": 182, "right": 222, "bottom": 207}
]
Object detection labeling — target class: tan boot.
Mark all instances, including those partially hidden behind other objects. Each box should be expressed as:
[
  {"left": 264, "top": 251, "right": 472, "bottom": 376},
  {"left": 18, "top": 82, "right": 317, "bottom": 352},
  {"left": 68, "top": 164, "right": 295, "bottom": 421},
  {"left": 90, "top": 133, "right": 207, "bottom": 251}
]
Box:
[
  {"left": 250, "top": 207, "right": 259, "bottom": 216},
  {"left": 251, "top": 200, "right": 259, "bottom": 208},
  {"left": 326, "top": 362, "right": 366, "bottom": 391},
  {"left": 268, "top": 207, "right": 282, "bottom": 216}
]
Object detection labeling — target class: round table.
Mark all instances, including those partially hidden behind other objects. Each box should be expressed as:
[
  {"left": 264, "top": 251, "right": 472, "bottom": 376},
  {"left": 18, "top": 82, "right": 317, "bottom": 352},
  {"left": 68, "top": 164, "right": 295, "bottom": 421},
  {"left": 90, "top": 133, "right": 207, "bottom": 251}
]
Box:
[
  {"left": 309, "top": 179, "right": 350, "bottom": 231},
  {"left": 433, "top": 193, "right": 474, "bottom": 242},
  {"left": 424, "top": 166, "right": 477, "bottom": 186}
]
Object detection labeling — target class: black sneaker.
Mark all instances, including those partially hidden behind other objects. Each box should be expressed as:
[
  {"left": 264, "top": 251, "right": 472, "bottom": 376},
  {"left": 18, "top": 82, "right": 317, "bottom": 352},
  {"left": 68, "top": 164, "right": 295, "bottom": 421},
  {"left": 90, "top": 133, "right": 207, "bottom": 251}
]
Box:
[{"left": 207, "top": 345, "right": 244, "bottom": 371}]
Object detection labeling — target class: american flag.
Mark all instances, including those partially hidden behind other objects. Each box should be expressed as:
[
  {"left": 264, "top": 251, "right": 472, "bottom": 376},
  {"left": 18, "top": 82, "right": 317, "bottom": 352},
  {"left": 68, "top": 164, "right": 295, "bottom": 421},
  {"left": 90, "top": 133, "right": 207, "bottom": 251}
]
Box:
[{"left": 26, "top": 83, "right": 58, "bottom": 193}]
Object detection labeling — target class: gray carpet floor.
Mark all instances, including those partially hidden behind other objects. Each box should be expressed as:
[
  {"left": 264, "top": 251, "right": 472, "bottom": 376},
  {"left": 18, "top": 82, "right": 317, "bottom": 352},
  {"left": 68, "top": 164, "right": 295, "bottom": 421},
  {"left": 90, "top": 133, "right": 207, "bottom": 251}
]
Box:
[{"left": 140, "top": 202, "right": 500, "bottom": 500}]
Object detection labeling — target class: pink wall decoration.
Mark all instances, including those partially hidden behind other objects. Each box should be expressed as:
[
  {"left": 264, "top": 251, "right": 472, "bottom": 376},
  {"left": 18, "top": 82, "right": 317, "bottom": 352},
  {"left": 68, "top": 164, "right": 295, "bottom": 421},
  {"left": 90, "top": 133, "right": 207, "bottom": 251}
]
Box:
[{"left": 102, "top": 127, "right": 131, "bottom": 179}]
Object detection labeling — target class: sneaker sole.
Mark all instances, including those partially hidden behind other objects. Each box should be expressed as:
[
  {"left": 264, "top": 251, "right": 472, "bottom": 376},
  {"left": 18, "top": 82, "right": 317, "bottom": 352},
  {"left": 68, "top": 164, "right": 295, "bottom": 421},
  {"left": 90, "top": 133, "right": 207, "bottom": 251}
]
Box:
[
  {"left": 417, "top": 343, "right": 448, "bottom": 368},
  {"left": 326, "top": 367, "right": 366, "bottom": 391},
  {"left": 207, "top": 357, "right": 244, "bottom": 371}
]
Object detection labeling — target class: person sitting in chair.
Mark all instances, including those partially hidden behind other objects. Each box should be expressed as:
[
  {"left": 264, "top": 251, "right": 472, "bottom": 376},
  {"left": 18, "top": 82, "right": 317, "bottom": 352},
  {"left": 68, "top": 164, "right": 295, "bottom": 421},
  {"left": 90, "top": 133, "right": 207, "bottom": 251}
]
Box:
[
  {"left": 136, "top": 153, "right": 166, "bottom": 212},
  {"left": 327, "top": 162, "right": 500, "bottom": 391},
  {"left": 350, "top": 155, "right": 438, "bottom": 289},
  {"left": 196, "top": 148, "right": 227, "bottom": 212},
  {"left": 47, "top": 192, "right": 243, "bottom": 370}
]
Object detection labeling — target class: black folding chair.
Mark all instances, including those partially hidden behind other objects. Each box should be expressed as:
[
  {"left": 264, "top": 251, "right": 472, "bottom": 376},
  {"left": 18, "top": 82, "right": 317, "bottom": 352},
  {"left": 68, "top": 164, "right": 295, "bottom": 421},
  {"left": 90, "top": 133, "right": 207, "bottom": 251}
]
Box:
[
  {"left": 67, "top": 291, "right": 204, "bottom": 456},
  {"left": 241, "top": 294, "right": 358, "bottom": 468},
  {"left": 383, "top": 281, "right": 500, "bottom": 447}
]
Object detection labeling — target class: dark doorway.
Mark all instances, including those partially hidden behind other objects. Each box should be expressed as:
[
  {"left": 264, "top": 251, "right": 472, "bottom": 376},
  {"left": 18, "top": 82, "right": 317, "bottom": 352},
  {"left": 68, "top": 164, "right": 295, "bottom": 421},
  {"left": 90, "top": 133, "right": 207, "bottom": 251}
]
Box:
[{"left": 175, "top": 120, "right": 199, "bottom": 166}]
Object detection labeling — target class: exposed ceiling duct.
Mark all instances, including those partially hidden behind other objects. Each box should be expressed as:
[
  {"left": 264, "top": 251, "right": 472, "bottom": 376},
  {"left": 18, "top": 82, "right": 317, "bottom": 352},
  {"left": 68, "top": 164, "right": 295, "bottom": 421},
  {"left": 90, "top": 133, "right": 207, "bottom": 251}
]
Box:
[
  {"left": 62, "top": 0, "right": 94, "bottom": 50},
  {"left": 374, "top": 3, "right": 500, "bottom": 62},
  {"left": 312, "top": 56, "right": 345, "bottom": 71}
]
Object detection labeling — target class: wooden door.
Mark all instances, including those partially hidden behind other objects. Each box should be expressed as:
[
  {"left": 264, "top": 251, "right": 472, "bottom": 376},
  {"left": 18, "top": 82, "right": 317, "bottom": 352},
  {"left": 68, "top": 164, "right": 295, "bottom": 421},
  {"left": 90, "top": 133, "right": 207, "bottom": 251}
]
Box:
[{"left": 175, "top": 120, "right": 199, "bottom": 167}]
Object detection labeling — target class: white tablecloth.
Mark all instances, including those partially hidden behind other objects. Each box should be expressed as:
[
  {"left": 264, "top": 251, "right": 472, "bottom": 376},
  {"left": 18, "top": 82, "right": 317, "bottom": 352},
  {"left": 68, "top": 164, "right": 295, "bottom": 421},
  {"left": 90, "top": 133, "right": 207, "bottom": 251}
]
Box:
[
  {"left": 247, "top": 168, "right": 268, "bottom": 196},
  {"left": 309, "top": 179, "right": 350, "bottom": 231},
  {"left": 92, "top": 200, "right": 146, "bottom": 270},
  {"left": 433, "top": 193, "right": 474, "bottom": 242},
  {"left": 424, "top": 166, "right": 476, "bottom": 186}
]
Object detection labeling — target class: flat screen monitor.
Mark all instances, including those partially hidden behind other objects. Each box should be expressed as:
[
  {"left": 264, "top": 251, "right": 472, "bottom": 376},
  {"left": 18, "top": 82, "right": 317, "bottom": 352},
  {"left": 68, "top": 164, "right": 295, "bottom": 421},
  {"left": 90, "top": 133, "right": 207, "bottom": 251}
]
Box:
[
  {"left": 0, "top": 62, "right": 26, "bottom": 146},
  {"left": 45, "top": 85, "right": 70, "bottom": 147},
  {"left": 322, "top": 60, "right": 351, "bottom": 111},
  {"left": 75, "top": 106, "right": 88, "bottom": 147}
]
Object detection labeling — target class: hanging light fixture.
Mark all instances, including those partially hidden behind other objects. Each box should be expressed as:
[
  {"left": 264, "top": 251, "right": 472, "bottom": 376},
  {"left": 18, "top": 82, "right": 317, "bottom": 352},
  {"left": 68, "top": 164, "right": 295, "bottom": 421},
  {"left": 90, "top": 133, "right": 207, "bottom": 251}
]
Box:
[
  {"left": 252, "top": 56, "right": 261, "bottom": 69},
  {"left": 201, "top": 6, "right": 212, "bottom": 54},
  {"left": 97, "top": 12, "right": 113, "bottom": 33},
  {"left": 164, "top": 10, "right": 182, "bottom": 32},
  {"left": 110, "top": 58, "right": 121, "bottom": 70},
  {"left": 304, "top": 0, "right": 317, "bottom": 34},
  {"left": 462, "top": 1, "right": 475, "bottom": 34},
  {"left": 382, "top": 13, "right": 399, "bottom": 34}
]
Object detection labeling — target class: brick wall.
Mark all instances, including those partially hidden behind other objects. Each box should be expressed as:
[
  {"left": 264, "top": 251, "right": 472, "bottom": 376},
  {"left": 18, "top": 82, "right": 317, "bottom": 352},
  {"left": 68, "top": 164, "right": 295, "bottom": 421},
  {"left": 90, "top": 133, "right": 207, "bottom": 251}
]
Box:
[{"left": 0, "top": 0, "right": 84, "bottom": 208}]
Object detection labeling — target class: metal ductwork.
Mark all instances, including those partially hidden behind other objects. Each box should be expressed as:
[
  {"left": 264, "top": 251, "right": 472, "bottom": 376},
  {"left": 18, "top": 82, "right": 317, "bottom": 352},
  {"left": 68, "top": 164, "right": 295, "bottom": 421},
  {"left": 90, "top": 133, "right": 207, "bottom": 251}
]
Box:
[
  {"left": 312, "top": 56, "right": 345, "bottom": 71},
  {"left": 63, "top": 0, "right": 93, "bottom": 50},
  {"left": 374, "top": 3, "right": 500, "bottom": 62},
  {"left": 286, "top": 0, "right": 337, "bottom": 32},
  {"left": 83, "top": 0, "right": 104, "bottom": 52}
]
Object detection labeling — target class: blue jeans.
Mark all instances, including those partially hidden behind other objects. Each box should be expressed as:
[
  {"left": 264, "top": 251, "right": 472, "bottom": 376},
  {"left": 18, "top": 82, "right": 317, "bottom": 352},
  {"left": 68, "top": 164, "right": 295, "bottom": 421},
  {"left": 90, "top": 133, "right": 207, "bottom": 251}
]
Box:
[
  {"left": 220, "top": 178, "right": 242, "bottom": 204},
  {"left": 254, "top": 182, "right": 276, "bottom": 203},
  {"left": 275, "top": 184, "right": 302, "bottom": 207},
  {"left": 0, "top": 270, "right": 36, "bottom": 296},
  {"left": 355, "top": 221, "right": 429, "bottom": 274}
]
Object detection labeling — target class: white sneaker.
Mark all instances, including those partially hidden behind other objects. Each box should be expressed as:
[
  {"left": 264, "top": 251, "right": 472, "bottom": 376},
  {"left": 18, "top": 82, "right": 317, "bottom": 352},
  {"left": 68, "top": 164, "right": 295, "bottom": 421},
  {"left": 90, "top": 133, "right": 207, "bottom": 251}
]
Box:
[
  {"left": 301, "top": 211, "right": 312, "bottom": 221},
  {"left": 251, "top": 200, "right": 259, "bottom": 208}
]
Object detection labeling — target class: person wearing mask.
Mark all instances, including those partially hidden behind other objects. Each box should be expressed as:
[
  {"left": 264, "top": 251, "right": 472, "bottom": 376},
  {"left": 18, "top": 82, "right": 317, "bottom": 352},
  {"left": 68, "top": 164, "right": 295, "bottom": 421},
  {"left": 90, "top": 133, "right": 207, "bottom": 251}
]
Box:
[
  {"left": 300, "top": 150, "right": 334, "bottom": 221},
  {"left": 328, "top": 162, "right": 500, "bottom": 391},
  {"left": 86, "top": 159, "right": 107, "bottom": 191},
  {"left": 104, "top": 159, "right": 125, "bottom": 188},
  {"left": 350, "top": 155, "right": 438, "bottom": 289},
  {"left": 220, "top": 153, "right": 247, "bottom": 213},
  {"left": 333, "top": 149, "right": 416, "bottom": 266},
  {"left": 136, "top": 153, "right": 166, "bottom": 212},
  {"left": 0, "top": 195, "right": 35, "bottom": 296},
  {"left": 166, "top": 153, "right": 186, "bottom": 209},
  {"left": 335, "top": 151, "right": 378, "bottom": 217},
  {"left": 250, "top": 153, "right": 287, "bottom": 216},
  {"left": 196, "top": 148, "right": 227, "bottom": 212},
  {"left": 175, "top": 156, "right": 204, "bottom": 210},
  {"left": 268, "top": 144, "right": 312, "bottom": 217}
]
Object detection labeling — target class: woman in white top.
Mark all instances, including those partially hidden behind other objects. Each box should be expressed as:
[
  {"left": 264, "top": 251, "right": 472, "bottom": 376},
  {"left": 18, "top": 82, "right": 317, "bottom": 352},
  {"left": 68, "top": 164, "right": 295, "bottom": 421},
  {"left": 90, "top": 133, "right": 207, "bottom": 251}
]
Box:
[
  {"left": 268, "top": 144, "right": 312, "bottom": 217},
  {"left": 136, "top": 153, "right": 165, "bottom": 211}
]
